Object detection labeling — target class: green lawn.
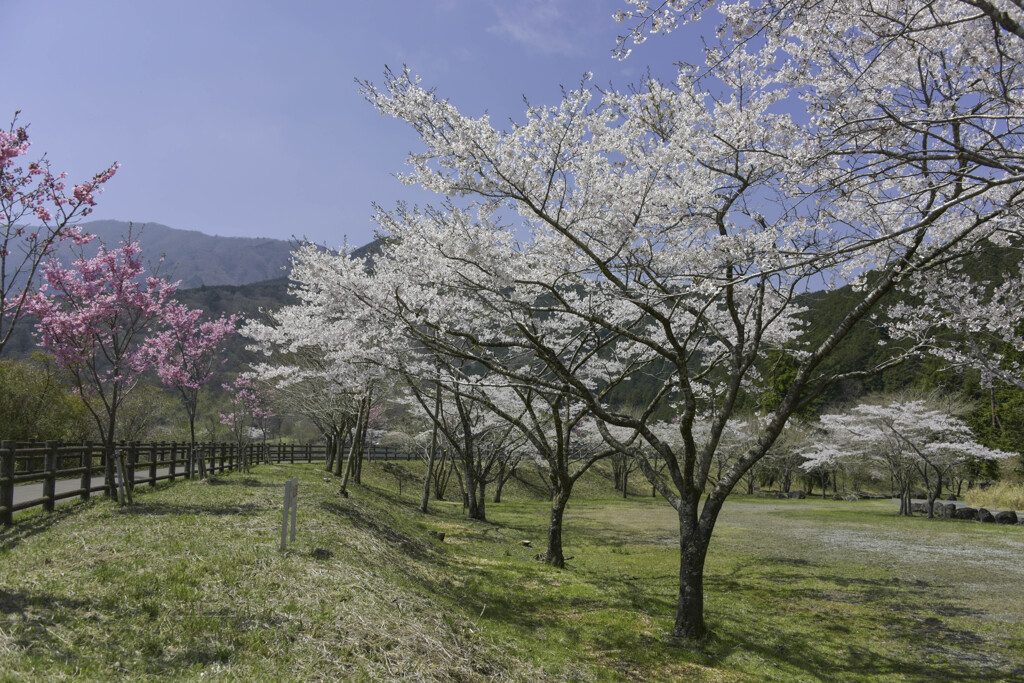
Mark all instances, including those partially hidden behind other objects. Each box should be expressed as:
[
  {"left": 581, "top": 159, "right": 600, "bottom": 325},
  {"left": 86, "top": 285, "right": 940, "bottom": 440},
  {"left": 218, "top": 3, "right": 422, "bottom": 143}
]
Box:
[{"left": 1, "top": 463, "right": 1022, "bottom": 681}]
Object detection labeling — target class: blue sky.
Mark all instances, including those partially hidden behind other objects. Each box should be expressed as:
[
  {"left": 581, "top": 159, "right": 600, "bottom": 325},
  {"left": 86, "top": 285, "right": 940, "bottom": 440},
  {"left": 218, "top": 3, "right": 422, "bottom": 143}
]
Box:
[{"left": 3, "top": 1, "right": 697, "bottom": 248}]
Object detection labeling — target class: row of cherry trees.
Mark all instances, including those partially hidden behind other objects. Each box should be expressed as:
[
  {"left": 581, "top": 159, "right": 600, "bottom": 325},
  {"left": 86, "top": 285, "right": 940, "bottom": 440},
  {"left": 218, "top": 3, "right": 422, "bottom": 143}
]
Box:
[{"left": 245, "top": 0, "right": 1024, "bottom": 641}]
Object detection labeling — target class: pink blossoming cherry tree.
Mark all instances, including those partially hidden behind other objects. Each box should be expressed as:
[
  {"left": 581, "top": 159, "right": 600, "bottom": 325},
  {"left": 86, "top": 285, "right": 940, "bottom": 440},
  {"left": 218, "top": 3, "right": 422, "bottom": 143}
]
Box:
[
  {"left": 25, "top": 239, "right": 177, "bottom": 503},
  {"left": 149, "top": 302, "right": 236, "bottom": 453}
]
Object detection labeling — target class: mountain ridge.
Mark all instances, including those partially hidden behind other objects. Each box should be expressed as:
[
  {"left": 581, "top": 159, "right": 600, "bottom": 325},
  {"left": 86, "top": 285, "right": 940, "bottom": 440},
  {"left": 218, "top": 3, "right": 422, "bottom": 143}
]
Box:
[{"left": 70, "top": 220, "right": 297, "bottom": 287}]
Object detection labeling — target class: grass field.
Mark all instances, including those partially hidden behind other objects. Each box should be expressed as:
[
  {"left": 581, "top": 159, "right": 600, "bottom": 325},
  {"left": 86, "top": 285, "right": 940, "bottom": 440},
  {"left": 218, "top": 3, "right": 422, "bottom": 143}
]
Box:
[{"left": 1, "top": 462, "right": 1022, "bottom": 681}]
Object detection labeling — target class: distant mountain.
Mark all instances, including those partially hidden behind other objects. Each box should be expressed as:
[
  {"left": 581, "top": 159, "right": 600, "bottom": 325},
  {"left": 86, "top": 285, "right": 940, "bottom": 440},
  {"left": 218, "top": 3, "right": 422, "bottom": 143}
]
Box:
[
  {"left": 2, "top": 235, "right": 386, "bottom": 360},
  {"left": 68, "top": 220, "right": 297, "bottom": 287}
]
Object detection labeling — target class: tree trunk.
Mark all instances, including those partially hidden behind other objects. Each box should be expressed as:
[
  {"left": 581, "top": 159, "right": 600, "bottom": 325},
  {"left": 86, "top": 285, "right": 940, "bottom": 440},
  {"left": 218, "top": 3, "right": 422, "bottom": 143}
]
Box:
[
  {"left": 339, "top": 444, "right": 355, "bottom": 497},
  {"left": 464, "top": 456, "right": 484, "bottom": 520},
  {"left": 335, "top": 429, "right": 349, "bottom": 477},
  {"left": 339, "top": 405, "right": 365, "bottom": 496},
  {"left": 493, "top": 460, "right": 508, "bottom": 503},
  {"left": 476, "top": 479, "right": 487, "bottom": 520},
  {"left": 545, "top": 490, "right": 572, "bottom": 568},
  {"left": 926, "top": 471, "right": 943, "bottom": 519},
  {"left": 673, "top": 525, "right": 711, "bottom": 640},
  {"left": 420, "top": 388, "right": 441, "bottom": 514}
]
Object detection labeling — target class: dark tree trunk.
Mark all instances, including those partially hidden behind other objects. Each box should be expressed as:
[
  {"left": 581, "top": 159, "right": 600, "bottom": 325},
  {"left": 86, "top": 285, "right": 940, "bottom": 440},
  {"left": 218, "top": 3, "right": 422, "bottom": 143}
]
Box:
[
  {"left": 476, "top": 479, "right": 487, "bottom": 520},
  {"left": 545, "top": 490, "right": 572, "bottom": 568},
  {"left": 420, "top": 388, "right": 441, "bottom": 514},
  {"left": 464, "top": 456, "right": 484, "bottom": 520},
  {"left": 673, "top": 526, "right": 711, "bottom": 640}
]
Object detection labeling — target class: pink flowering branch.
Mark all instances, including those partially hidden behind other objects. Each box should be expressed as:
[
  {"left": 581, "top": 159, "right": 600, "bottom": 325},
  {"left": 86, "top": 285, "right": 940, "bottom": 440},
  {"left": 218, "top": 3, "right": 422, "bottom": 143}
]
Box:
[{"left": 1, "top": 112, "right": 118, "bottom": 356}]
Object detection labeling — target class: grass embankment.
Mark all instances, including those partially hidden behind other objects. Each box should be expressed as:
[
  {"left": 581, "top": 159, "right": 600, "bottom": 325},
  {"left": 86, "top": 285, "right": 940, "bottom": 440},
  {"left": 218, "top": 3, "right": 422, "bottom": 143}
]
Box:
[
  {"left": 2, "top": 462, "right": 1023, "bottom": 681},
  {"left": 965, "top": 481, "right": 1024, "bottom": 512}
]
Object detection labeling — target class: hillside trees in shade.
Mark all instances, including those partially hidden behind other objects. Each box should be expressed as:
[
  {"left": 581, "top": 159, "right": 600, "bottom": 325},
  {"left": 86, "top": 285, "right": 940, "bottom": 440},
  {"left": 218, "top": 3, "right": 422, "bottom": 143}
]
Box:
[
  {"left": 352, "top": 0, "right": 1024, "bottom": 640},
  {"left": 0, "top": 353, "right": 89, "bottom": 441},
  {"left": 804, "top": 396, "right": 1013, "bottom": 515},
  {"left": 0, "top": 114, "right": 118, "bottom": 357},
  {"left": 24, "top": 240, "right": 178, "bottom": 503}
]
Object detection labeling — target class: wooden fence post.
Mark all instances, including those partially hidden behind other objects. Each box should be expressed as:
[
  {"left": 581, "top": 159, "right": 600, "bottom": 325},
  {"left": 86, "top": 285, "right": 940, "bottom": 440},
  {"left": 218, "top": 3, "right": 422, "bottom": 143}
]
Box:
[
  {"left": 1, "top": 440, "right": 15, "bottom": 526},
  {"left": 149, "top": 442, "right": 158, "bottom": 487},
  {"left": 127, "top": 443, "right": 139, "bottom": 494},
  {"left": 169, "top": 442, "right": 177, "bottom": 482},
  {"left": 80, "top": 441, "right": 93, "bottom": 502},
  {"left": 43, "top": 441, "right": 58, "bottom": 512},
  {"left": 104, "top": 445, "right": 114, "bottom": 498}
]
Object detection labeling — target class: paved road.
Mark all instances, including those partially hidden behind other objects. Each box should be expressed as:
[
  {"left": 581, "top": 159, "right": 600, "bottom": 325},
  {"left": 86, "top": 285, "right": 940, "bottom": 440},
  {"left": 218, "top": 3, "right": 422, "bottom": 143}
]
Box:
[{"left": 11, "top": 468, "right": 186, "bottom": 507}]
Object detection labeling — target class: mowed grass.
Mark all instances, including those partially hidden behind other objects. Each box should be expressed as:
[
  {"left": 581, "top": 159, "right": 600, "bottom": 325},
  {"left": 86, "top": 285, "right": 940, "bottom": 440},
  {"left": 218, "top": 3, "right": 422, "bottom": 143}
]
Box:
[{"left": 2, "top": 462, "right": 1023, "bottom": 682}]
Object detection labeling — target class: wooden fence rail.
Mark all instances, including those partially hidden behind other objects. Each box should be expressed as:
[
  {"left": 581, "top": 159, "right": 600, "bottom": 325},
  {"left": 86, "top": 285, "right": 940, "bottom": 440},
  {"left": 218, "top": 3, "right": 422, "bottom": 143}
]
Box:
[{"left": 0, "top": 440, "right": 418, "bottom": 525}]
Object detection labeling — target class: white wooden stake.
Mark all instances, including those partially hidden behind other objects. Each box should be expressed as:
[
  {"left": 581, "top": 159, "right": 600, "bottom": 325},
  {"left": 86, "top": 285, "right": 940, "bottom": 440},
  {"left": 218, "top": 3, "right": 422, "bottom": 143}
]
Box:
[
  {"left": 280, "top": 478, "right": 298, "bottom": 551},
  {"left": 289, "top": 478, "right": 298, "bottom": 542}
]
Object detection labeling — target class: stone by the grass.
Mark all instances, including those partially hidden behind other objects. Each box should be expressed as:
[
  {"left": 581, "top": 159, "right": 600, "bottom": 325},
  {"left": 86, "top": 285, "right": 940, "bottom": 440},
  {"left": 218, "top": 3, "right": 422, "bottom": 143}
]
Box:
[
  {"left": 954, "top": 507, "right": 978, "bottom": 520},
  {"left": 994, "top": 511, "right": 1018, "bottom": 525},
  {"left": 788, "top": 491, "right": 806, "bottom": 499},
  {"left": 938, "top": 503, "right": 957, "bottom": 518},
  {"left": 911, "top": 502, "right": 930, "bottom": 514},
  {"left": 978, "top": 508, "right": 996, "bottom": 523}
]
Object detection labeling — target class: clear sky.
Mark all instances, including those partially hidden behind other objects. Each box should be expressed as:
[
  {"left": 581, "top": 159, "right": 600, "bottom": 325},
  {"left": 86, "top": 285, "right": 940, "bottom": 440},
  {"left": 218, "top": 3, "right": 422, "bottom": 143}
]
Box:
[{"left": 3, "top": 0, "right": 696, "bottom": 249}]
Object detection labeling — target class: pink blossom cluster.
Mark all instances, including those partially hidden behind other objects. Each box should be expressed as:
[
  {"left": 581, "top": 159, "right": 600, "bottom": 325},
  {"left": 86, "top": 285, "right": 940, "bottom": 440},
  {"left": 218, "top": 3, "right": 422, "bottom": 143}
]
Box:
[
  {"left": 24, "top": 240, "right": 177, "bottom": 387},
  {"left": 1, "top": 115, "right": 117, "bottom": 230},
  {"left": 149, "top": 302, "right": 236, "bottom": 391},
  {"left": 2, "top": 114, "right": 117, "bottom": 355}
]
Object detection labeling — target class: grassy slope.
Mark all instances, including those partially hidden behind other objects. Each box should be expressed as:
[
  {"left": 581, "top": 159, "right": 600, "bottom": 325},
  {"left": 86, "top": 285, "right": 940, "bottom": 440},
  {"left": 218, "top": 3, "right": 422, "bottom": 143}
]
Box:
[{"left": 2, "top": 462, "right": 1023, "bottom": 682}]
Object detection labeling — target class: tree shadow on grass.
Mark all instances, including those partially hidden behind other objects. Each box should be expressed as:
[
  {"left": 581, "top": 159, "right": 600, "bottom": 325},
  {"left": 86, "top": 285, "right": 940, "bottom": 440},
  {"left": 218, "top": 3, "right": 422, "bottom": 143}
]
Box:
[
  {"left": 115, "top": 502, "right": 264, "bottom": 517},
  {"left": 0, "top": 585, "right": 288, "bottom": 677},
  {"left": 703, "top": 571, "right": 1020, "bottom": 683},
  {"left": 0, "top": 503, "right": 87, "bottom": 551},
  {"left": 203, "top": 477, "right": 277, "bottom": 488},
  {"left": 320, "top": 500, "right": 436, "bottom": 562}
]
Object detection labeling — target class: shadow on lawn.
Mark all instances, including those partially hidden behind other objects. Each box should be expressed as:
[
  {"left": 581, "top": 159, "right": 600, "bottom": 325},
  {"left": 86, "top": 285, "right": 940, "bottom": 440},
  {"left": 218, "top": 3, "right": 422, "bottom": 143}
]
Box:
[
  {"left": 0, "top": 503, "right": 86, "bottom": 551},
  {"left": 704, "top": 570, "right": 1019, "bottom": 682},
  {"left": 115, "top": 502, "right": 264, "bottom": 517},
  {"left": 203, "top": 477, "right": 277, "bottom": 488},
  {"left": 0, "top": 586, "right": 286, "bottom": 676},
  {"left": 320, "top": 499, "right": 436, "bottom": 561}
]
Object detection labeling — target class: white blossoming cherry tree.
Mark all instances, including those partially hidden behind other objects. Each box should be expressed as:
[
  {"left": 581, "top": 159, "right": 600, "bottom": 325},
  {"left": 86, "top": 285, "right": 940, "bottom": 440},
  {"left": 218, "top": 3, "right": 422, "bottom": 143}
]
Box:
[
  {"left": 242, "top": 244, "right": 394, "bottom": 494},
  {"left": 359, "top": 0, "right": 1024, "bottom": 635},
  {"left": 803, "top": 397, "right": 1013, "bottom": 515}
]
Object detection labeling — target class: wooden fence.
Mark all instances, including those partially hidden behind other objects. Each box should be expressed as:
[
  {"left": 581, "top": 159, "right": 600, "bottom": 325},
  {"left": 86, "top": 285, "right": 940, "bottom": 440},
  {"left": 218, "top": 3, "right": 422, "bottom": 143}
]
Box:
[{"left": 0, "top": 440, "right": 417, "bottom": 525}]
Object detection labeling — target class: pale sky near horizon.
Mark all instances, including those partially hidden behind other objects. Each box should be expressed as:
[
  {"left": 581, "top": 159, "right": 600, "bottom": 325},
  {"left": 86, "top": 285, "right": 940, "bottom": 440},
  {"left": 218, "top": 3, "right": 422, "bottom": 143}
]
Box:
[{"left": 3, "top": 0, "right": 699, "bottom": 249}]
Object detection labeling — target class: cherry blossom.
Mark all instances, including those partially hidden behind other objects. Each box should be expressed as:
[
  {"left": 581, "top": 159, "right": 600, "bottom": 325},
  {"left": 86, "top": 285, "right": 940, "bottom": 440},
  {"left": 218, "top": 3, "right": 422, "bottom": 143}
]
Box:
[{"left": 1, "top": 113, "right": 118, "bottom": 356}]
